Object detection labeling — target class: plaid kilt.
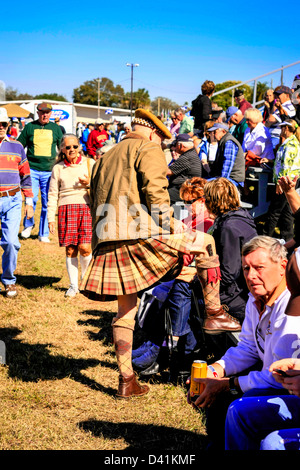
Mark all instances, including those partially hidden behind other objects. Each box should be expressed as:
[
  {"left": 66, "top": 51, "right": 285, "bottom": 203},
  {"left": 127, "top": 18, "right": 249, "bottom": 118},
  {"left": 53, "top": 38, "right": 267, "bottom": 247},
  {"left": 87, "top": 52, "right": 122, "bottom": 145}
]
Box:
[
  {"left": 58, "top": 204, "right": 92, "bottom": 247},
  {"left": 80, "top": 230, "right": 196, "bottom": 301}
]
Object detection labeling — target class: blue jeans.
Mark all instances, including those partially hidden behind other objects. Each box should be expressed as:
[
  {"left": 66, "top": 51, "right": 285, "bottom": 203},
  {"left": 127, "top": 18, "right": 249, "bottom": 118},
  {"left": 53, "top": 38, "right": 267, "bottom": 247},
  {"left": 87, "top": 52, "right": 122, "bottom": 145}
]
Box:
[
  {"left": 225, "top": 391, "right": 299, "bottom": 450},
  {"left": 0, "top": 191, "right": 22, "bottom": 285},
  {"left": 23, "top": 169, "right": 51, "bottom": 237},
  {"left": 166, "top": 280, "right": 203, "bottom": 353}
]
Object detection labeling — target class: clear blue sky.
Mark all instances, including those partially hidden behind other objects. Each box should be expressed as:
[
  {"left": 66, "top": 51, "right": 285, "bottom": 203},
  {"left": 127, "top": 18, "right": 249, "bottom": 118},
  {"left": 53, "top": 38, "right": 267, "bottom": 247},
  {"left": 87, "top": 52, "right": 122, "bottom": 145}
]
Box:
[{"left": 1, "top": 0, "right": 299, "bottom": 106}]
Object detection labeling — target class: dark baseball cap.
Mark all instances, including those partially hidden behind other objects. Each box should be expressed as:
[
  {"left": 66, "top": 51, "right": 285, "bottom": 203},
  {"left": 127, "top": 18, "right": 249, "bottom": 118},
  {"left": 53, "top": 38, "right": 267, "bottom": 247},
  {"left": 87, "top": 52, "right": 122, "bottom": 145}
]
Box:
[
  {"left": 274, "top": 86, "right": 292, "bottom": 96},
  {"left": 173, "top": 133, "right": 194, "bottom": 144},
  {"left": 37, "top": 102, "right": 53, "bottom": 112},
  {"left": 234, "top": 89, "right": 244, "bottom": 98}
]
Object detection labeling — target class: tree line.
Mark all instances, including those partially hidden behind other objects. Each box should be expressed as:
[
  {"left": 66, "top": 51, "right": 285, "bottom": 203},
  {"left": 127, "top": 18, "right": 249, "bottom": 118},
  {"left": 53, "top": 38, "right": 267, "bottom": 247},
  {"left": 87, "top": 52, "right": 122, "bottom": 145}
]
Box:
[{"left": 5, "top": 78, "right": 270, "bottom": 113}]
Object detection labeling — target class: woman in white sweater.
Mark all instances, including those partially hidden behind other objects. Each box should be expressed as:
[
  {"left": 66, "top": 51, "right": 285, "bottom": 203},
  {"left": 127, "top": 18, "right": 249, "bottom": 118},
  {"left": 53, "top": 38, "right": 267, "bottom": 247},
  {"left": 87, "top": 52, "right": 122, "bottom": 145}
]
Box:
[{"left": 48, "top": 134, "right": 95, "bottom": 297}]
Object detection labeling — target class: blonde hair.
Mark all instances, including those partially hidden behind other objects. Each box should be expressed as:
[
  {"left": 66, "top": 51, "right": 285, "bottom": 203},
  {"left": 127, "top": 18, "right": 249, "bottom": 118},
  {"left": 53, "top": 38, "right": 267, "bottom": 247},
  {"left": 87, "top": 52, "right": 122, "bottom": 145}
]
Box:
[
  {"left": 282, "top": 118, "right": 300, "bottom": 142},
  {"left": 204, "top": 177, "right": 240, "bottom": 217}
]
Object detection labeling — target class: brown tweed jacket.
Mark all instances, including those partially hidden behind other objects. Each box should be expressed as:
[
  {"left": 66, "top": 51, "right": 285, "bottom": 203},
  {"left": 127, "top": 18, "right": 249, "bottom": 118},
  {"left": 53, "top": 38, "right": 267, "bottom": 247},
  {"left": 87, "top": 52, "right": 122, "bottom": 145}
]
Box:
[{"left": 89, "top": 132, "right": 174, "bottom": 251}]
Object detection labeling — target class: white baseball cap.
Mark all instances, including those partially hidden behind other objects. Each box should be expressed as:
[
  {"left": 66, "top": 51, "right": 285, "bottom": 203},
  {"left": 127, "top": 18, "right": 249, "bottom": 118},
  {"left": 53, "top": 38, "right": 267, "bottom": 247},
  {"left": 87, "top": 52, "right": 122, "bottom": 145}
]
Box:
[{"left": 0, "top": 108, "right": 10, "bottom": 123}]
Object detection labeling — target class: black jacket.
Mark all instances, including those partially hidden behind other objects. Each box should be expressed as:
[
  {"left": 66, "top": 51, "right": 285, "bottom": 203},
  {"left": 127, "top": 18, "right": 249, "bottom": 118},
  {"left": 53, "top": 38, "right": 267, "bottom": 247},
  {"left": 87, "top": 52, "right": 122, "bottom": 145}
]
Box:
[
  {"left": 211, "top": 208, "right": 257, "bottom": 320},
  {"left": 190, "top": 94, "right": 212, "bottom": 130}
]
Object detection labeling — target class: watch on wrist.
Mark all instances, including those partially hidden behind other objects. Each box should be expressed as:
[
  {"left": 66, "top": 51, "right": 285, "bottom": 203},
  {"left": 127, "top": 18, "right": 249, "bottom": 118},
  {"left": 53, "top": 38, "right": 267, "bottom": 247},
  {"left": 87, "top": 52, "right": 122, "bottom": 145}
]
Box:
[{"left": 229, "top": 376, "right": 239, "bottom": 395}]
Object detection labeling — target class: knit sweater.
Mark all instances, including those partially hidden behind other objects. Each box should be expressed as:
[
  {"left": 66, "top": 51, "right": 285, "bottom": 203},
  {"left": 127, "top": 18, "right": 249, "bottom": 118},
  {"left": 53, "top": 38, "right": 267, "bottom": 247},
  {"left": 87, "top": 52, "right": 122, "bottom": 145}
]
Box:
[
  {"left": 47, "top": 156, "right": 95, "bottom": 223},
  {"left": 0, "top": 136, "right": 33, "bottom": 198}
]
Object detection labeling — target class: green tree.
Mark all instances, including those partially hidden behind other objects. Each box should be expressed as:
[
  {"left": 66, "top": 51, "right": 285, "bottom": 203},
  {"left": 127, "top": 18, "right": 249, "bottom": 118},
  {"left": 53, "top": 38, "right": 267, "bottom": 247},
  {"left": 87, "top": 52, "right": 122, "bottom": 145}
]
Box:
[
  {"left": 213, "top": 81, "right": 252, "bottom": 110},
  {"left": 151, "top": 96, "right": 180, "bottom": 116},
  {"left": 249, "top": 81, "right": 269, "bottom": 103},
  {"left": 72, "top": 78, "right": 125, "bottom": 107},
  {"left": 34, "top": 93, "right": 67, "bottom": 102},
  {"left": 213, "top": 80, "right": 269, "bottom": 110},
  {"left": 5, "top": 86, "right": 34, "bottom": 101}
]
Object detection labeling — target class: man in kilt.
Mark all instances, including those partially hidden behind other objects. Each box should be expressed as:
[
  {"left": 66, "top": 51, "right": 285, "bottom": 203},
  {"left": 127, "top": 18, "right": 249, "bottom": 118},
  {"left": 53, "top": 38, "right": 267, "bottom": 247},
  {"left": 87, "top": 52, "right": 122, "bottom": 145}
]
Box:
[{"left": 81, "top": 109, "right": 241, "bottom": 398}]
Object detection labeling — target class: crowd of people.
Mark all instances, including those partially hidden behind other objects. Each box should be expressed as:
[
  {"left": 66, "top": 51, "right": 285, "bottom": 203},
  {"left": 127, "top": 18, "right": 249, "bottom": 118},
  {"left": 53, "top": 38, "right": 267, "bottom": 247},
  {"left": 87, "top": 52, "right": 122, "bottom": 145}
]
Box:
[{"left": 0, "top": 73, "right": 300, "bottom": 450}]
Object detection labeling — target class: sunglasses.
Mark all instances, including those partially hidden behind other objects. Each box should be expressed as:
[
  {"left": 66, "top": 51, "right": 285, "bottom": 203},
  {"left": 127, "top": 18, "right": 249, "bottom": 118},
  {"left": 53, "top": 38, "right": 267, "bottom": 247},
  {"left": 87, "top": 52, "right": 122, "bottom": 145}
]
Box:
[
  {"left": 65, "top": 145, "right": 79, "bottom": 150},
  {"left": 0, "top": 122, "right": 8, "bottom": 128},
  {"left": 183, "top": 197, "right": 202, "bottom": 205}
]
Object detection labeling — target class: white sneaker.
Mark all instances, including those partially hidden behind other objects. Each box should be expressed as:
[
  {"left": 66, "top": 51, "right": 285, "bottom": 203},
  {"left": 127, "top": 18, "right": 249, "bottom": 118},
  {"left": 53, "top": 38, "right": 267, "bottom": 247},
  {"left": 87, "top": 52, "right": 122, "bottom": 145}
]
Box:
[
  {"left": 65, "top": 286, "right": 79, "bottom": 298},
  {"left": 38, "top": 236, "right": 50, "bottom": 243},
  {"left": 21, "top": 226, "right": 34, "bottom": 239},
  {"left": 5, "top": 284, "right": 18, "bottom": 298}
]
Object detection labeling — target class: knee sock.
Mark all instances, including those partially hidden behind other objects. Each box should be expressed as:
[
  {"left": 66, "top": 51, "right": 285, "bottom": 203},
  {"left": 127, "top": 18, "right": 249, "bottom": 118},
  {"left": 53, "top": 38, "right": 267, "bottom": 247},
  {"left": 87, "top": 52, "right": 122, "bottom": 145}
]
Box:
[
  {"left": 80, "top": 253, "right": 92, "bottom": 279},
  {"left": 196, "top": 253, "right": 222, "bottom": 312},
  {"left": 66, "top": 257, "right": 79, "bottom": 289},
  {"left": 112, "top": 316, "right": 135, "bottom": 377}
]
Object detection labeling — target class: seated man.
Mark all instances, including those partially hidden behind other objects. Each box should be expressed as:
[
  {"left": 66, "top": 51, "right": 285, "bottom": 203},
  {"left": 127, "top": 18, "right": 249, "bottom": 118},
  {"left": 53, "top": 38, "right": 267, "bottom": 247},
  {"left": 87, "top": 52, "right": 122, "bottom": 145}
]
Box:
[
  {"left": 225, "top": 246, "right": 300, "bottom": 450},
  {"left": 230, "top": 109, "right": 248, "bottom": 145},
  {"left": 206, "top": 123, "right": 245, "bottom": 189},
  {"left": 234, "top": 89, "right": 252, "bottom": 115},
  {"left": 242, "top": 107, "right": 274, "bottom": 170},
  {"left": 188, "top": 236, "right": 300, "bottom": 449},
  {"left": 167, "top": 134, "right": 202, "bottom": 205}
]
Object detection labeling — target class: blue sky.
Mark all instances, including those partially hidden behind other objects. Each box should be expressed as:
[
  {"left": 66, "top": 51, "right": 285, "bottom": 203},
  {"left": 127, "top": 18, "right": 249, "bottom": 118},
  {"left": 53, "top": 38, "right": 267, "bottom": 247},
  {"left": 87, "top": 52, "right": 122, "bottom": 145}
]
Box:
[{"left": 1, "top": 0, "right": 299, "bottom": 106}]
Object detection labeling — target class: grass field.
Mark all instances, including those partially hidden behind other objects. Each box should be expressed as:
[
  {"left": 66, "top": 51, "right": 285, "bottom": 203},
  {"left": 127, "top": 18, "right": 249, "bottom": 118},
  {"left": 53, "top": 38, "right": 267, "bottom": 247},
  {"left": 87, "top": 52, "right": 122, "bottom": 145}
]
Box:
[{"left": 0, "top": 208, "right": 208, "bottom": 451}]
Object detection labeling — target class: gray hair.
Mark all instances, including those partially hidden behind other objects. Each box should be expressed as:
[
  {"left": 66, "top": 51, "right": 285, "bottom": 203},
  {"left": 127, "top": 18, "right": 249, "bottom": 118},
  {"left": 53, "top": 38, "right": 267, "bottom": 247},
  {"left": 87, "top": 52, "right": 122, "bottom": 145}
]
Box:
[
  {"left": 242, "top": 236, "right": 287, "bottom": 263},
  {"left": 57, "top": 133, "right": 82, "bottom": 161}
]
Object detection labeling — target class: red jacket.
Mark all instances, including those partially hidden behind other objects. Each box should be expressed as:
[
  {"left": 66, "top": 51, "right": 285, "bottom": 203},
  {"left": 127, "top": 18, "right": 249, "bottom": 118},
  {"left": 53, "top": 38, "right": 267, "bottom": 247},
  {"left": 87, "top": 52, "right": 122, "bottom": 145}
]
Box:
[{"left": 86, "top": 129, "right": 108, "bottom": 157}]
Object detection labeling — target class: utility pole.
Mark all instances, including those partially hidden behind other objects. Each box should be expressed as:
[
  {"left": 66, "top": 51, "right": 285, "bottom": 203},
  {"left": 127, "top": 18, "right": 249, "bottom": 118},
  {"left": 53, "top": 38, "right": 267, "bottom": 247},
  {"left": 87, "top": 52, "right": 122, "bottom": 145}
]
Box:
[
  {"left": 97, "top": 78, "right": 101, "bottom": 119},
  {"left": 126, "top": 63, "right": 139, "bottom": 122}
]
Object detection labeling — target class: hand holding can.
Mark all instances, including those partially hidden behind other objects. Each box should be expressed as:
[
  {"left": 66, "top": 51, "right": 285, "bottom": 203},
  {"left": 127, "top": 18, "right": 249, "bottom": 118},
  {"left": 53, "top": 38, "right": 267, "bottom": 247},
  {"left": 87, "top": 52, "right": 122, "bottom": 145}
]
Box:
[{"left": 190, "top": 360, "right": 207, "bottom": 400}]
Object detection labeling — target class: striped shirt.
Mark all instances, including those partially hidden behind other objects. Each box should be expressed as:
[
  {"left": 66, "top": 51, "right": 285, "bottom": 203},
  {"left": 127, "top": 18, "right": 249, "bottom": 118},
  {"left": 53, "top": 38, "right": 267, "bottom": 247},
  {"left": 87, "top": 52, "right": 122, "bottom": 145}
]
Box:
[
  {"left": 269, "top": 100, "right": 296, "bottom": 139},
  {"left": 0, "top": 136, "right": 33, "bottom": 197}
]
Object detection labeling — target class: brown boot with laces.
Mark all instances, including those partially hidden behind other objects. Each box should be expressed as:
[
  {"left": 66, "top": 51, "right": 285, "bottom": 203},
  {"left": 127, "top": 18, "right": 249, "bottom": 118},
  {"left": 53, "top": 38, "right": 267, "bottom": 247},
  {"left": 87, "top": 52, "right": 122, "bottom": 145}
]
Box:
[
  {"left": 203, "top": 305, "right": 241, "bottom": 335},
  {"left": 116, "top": 373, "right": 150, "bottom": 398}
]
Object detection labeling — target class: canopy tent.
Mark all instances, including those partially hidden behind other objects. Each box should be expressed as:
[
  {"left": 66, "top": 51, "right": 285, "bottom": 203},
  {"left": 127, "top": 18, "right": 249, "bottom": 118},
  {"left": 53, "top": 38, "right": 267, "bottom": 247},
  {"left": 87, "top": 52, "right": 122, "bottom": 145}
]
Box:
[{"left": 0, "top": 103, "right": 31, "bottom": 118}]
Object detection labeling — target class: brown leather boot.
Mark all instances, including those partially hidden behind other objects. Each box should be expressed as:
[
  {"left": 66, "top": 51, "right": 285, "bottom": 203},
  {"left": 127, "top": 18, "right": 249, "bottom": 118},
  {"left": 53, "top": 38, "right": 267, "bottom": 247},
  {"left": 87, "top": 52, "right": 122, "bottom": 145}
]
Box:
[
  {"left": 203, "top": 306, "right": 241, "bottom": 335},
  {"left": 116, "top": 373, "right": 150, "bottom": 399}
]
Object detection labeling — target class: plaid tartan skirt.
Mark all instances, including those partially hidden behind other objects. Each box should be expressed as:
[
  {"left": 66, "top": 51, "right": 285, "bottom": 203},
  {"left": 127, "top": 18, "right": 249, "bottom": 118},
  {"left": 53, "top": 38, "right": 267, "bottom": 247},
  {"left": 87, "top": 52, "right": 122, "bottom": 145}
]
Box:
[
  {"left": 58, "top": 204, "right": 92, "bottom": 247},
  {"left": 81, "top": 231, "right": 196, "bottom": 301}
]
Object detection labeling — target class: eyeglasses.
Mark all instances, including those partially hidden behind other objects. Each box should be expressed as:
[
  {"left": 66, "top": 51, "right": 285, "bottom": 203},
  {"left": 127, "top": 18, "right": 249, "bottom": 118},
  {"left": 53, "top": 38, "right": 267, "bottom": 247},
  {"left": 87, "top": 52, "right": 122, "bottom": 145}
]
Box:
[
  {"left": 0, "top": 122, "right": 8, "bottom": 128},
  {"left": 65, "top": 145, "right": 79, "bottom": 150}
]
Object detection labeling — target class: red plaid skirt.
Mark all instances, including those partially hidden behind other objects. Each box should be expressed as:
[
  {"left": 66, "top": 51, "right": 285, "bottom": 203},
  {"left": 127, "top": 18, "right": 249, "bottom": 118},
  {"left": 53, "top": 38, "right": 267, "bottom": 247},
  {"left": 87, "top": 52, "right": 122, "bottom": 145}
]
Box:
[
  {"left": 58, "top": 204, "right": 92, "bottom": 247},
  {"left": 80, "top": 230, "right": 196, "bottom": 301}
]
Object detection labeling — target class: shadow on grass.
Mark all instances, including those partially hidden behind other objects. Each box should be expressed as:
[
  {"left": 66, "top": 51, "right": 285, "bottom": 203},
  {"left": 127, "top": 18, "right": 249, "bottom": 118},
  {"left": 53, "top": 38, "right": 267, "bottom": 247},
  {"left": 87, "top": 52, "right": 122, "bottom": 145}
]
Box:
[
  {"left": 16, "top": 275, "right": 62, "bottom": 289},
  {"left": 79, "top": 310, "right": 114, "bottom": 347},
  {"left": 78, "top": 310, "right": 147, "bottom": 350},
  {"left": 78, "top": 420, "right": 208, "bottom": 451},
  {"left": 0, "top": 327, "right": 116, "bottom": 396}
]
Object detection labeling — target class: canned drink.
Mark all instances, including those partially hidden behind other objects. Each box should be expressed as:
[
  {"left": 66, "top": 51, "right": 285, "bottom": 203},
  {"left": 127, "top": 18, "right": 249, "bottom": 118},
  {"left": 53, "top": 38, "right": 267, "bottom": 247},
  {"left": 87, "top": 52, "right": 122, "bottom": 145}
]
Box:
[{"left": 190, "top": 360, "right": 207, "bottom": 398}]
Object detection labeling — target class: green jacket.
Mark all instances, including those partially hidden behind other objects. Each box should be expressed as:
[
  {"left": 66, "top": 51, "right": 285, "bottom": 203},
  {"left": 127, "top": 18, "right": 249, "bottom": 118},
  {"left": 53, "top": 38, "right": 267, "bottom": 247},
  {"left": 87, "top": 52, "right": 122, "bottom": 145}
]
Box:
[
  {"left": 232, "top": 118, "right": 248, "bottom": 146},
  {"left": 18, "top": 120, "right": 63, "bottom": 172}
]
